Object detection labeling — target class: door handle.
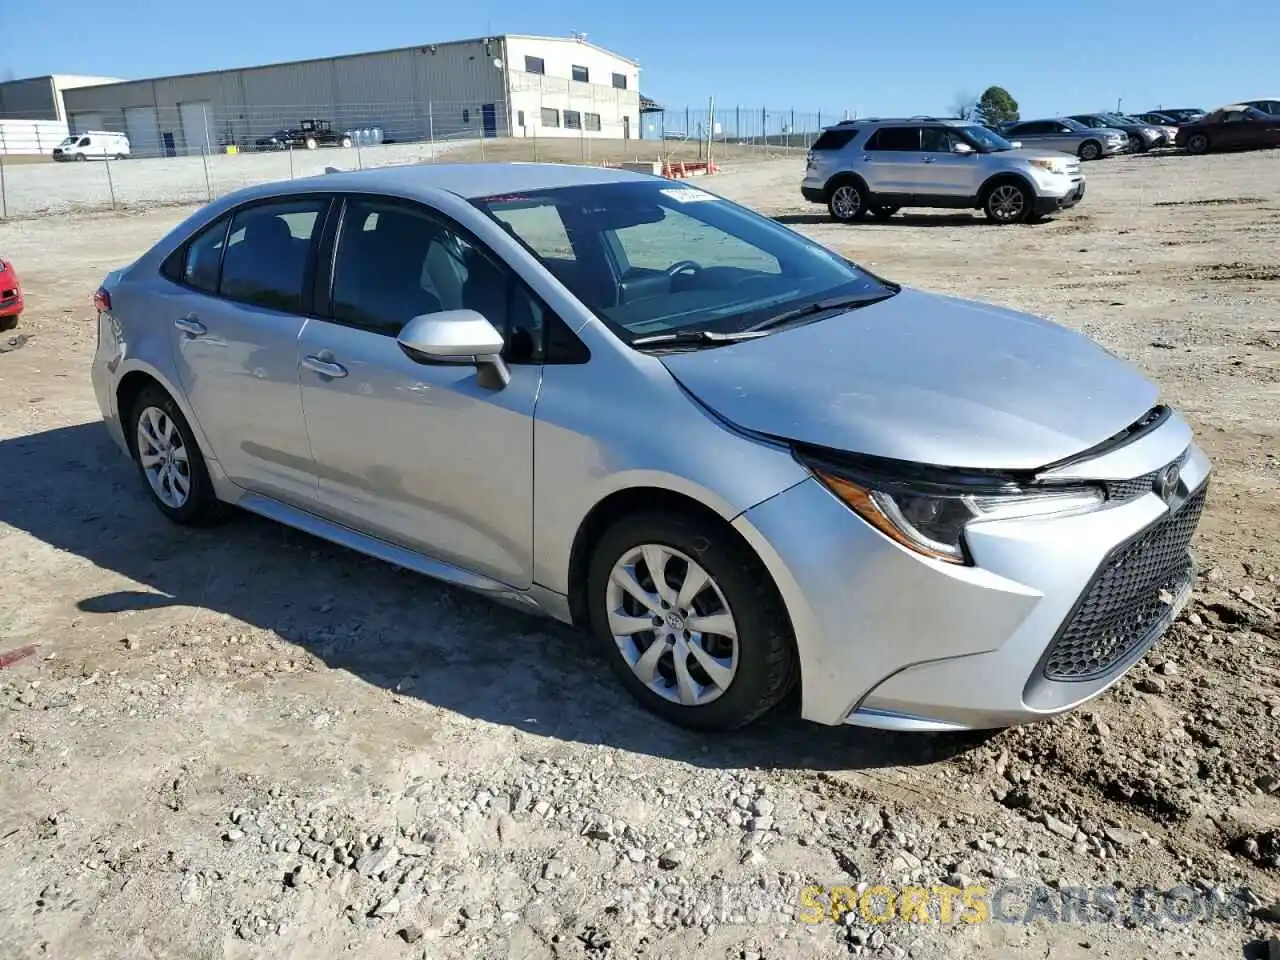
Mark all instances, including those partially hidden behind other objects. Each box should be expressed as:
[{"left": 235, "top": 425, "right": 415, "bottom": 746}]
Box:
[
  {"left": 301, "top": 355, "right": 348, "bottom": 379},
  {"left": 174, "top": 316, "right": 207, "bottom": 336}
]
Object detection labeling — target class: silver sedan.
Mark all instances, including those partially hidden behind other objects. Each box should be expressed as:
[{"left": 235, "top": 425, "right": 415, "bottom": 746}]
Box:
[{"left": 90, "top": 163, "right": 1210, "bottom": 733}]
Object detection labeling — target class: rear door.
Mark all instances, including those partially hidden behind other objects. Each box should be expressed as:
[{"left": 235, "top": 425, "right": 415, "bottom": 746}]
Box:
[
  {"left": 164, "top": 195, "right": 331, "bottom": 505},
  {"left": 859, "top": 125, "right": 922, "bottom": 198}
]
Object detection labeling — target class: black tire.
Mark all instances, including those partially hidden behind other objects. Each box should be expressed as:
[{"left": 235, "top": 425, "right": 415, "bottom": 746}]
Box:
[
  {"left": 75, "top": 154, "right": 87, "bottom": 162},
  {"left": 1186, "top": 133, "right": 1210, "bottom": 155},
  {"left": 1078, "top": 140, "right": 1102, "bottom": 161},
  {"left": 127, "top": 386, "right": 225, "bottom": 526},
  {"left": 826, "top": 179, "right": 869, "bottom": 222},
  {"left": 982, "top": 180, "right": 1033, "bottom": 225},
  {"left": 585, "top": 511, "right": 798, "bottom": 732},
  {"left": 869, "top": 205, "right": 900, "bottom": 220}
]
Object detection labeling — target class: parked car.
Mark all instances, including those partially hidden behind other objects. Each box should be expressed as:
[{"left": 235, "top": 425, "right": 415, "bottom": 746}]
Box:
[
  {"left": 254, "top": 118, "right": 354, "bottom": 151},
  {"left": 999, "top": 118, "right": 1129, "bottom": 160},
  {"left": 1175, "top": 105, "right": 1280, "bottom": 154},
  {"left": 0, "top": 257, "right": 23, "bottom": 330},
  {"left": 801, "top": 118, "right": 1086, "bottom": 225},
  {"left": 1067, "top": 113, "right": 1168, "bottom": 151},
  {"left": 1121, "top": 115, "right": 1179, "bottom": 145},
  {"left": 52, "top": 131, "right": 131, "bottom": 161},
  {"left": 1140, "top": 108, "right": 1207, "bottom": 125},
  {"left": 90, "top": 163, "right": 1211, "bottom": 733},
  {"left": 1238, "top": 98, "right": 1280, "bottom": 117}
]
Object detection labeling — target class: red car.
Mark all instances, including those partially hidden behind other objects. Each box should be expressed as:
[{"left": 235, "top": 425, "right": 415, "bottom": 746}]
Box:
[{"left": 0, "top": 257, "right": 23, "bottom": 328}]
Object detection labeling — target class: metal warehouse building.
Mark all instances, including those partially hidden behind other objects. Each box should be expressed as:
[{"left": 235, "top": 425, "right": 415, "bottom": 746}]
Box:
[
  {"left": 0, "top": 74, "right": 123, "bottom": 122},
  {"left": 52, "top": 34, "right": 642, "bottom": 158}
]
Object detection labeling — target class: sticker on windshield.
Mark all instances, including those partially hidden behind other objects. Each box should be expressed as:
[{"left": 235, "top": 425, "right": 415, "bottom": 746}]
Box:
[{"left": 660, "top": 187, "right": 717, "bottom": 203}]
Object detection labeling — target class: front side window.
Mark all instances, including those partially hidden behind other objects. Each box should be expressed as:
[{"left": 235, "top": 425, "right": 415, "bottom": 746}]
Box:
[
  {"left": 78, "top": 137, "right": 90, "bottom": 147},
  {"left": 328, "top": 198, "right": 544, "bottom": 360},
  {"left": 219, "top": 198, "right": 328, "bottom": 313},
  {"left": 472, "top": 181, "right": 893, "bottom": 344}
]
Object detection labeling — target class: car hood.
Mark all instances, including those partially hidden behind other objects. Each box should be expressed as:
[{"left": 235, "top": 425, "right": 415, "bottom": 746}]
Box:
[
  {"left": 995, "top": 147, "right": 1081, "bottom": 163},
  {"left": 659, "top": 288, "right": 1159, "bottom": 472}
]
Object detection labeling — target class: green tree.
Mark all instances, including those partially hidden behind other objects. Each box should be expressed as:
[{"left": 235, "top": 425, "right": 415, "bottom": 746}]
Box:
[{"left": 977, "top": 86, "right": 1019, "bottom": 126}]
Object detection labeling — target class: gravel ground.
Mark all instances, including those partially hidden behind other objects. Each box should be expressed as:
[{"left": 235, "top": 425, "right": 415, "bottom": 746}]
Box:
[{"left": 0, "top": 149, "right": 1277, "bottom": 960}]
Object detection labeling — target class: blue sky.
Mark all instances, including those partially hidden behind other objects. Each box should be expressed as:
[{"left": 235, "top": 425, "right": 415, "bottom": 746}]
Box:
[{"left": 5, "top": 0, "right": 1276, "bottom": 119}]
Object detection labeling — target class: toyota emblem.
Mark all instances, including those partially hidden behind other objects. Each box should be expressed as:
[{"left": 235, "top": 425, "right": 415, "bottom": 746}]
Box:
[{"left": 1155, "top": 462, "right": 1180, "bottom": 502}]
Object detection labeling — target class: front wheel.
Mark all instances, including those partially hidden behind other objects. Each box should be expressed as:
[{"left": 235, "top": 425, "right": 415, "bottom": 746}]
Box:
[
  {"left": 340, "top": 136, "right": 353, "bottom": 148},
  {"left": 827, "top": 181, "right": 868, "bottom": 222},
  {"left": 1078, "top": 140, "right": 1102, "bottom": 161},
  {"left": 983, "top": 181, "right": 1033, "bottom": 224},
  {"left": 129, "top": 387, "right": 225, "bottom": 526},
  {"left": 304, "top": 137, "right": 318, "bottom": 150},
  {"left": 586, "top": 512, "right": 797, "bottom": 731},
  {"left": 1185, "top": 133, "right": 1210, "bottom": 155}
]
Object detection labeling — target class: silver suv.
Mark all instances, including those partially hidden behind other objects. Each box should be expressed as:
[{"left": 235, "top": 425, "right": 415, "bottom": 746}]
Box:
[{"left": 801, "top": 118, "right": 1086, "bottom": 225}]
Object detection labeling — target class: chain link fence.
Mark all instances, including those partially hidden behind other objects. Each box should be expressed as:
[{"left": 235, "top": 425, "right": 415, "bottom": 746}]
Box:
[{"left": 0, "top": 96, "right": 831, "bottom": 220}]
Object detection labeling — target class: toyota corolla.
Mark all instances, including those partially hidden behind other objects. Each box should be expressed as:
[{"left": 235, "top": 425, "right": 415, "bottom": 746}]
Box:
[{"left": 90, "top": 163, "right": 1210, "bottom": 733}]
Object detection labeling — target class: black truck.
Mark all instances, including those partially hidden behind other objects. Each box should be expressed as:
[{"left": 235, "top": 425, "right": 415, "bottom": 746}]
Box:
[{"left": 254, "top": 118, "right": 353, "bottom": 151}]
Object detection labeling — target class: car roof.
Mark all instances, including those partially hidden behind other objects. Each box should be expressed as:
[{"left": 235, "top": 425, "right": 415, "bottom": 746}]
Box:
[
  {"left": 305, "top": 161, "right": 651, "bottom": 199},
  {"left": 823, "top": 116, "right": 975, "bottom": 129}
]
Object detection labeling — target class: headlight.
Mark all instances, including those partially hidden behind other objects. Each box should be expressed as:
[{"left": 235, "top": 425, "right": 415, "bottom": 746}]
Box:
[
  {"left": 1028, "top": 158, "right": 1069, "bottom": 175},
  {"left": 798, "top": 451, "right": 1106, "bottom": 565}
]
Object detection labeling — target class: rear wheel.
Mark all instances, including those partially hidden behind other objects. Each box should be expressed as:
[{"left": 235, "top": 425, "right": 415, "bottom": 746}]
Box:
[
  {"left": 128, "top": 386, "right": 225, "bottom": 526},
  {"left": 827, "top": 181, "right": 868, "bottom": 222},
  {"left": 1186, "top": 133, "right": 1210, "bottom": 155},
  {"left": 586, "top": 511, "right": 797, "bottom": 731},
  {"left": 304, "top": 137, "right": 318, "bottom": 150},
  {"left": 983, "top": 181, "right": 1033, "bottom": 224},
  {"left": 1078, "top": 140, "right": 1102, "bottom": 161},
  {"left": 340, "top": 136, "right": 353, "bottom": 148},
  {"left": 869, "top": 205, "right": 900, "bottom": 220}
]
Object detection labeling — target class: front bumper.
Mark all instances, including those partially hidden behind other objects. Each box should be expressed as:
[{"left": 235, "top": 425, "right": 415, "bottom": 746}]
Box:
[
  {"left": 732, "top": 414, "right": 1210, "bottom": 731},
  {"left": 1035, "top": 178, "right": 1086, "bottom": 215}
]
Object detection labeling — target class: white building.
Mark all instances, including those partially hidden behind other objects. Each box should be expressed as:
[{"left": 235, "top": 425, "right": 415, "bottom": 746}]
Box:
[{"left": 52, "top": 34, "right": 642, "bottom": 158}]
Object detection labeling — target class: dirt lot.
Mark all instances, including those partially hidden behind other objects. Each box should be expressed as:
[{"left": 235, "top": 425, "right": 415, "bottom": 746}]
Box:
[{"left": 0, "top": 150, "right": 1277, "bottom": 960}]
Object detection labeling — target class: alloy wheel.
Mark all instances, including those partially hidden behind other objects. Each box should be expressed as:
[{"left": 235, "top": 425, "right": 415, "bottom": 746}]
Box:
[
  {"left": 135, "top": 405, "right": 191, "bottom": 509},
  {"left": 605, "top": 544, "right": 739, "bottom": 707},
  {"left": 1080, "top": 142, "right": 1101, "bottom": 161},
  {"left": 989, "top": 184, "right": 1026, "bottom": 222},
  {"left": 830, "top": 185, "right": 862, "bottom": 220}
]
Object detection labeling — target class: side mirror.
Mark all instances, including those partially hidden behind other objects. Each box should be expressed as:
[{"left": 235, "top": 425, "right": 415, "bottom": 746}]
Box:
[
  {"left": 397, "top": 309, "right": 511, "bottom": 388},
  {"left": 951, "top": 141, "right": 975, "bottom": 155}
]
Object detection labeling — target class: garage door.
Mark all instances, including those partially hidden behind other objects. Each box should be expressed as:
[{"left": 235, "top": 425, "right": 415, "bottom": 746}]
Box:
[
  {"left": 125, "top": 106, "right": 161, "bottom": 157},
  {"left": 179, "top": 101, "right": 213, "bottom": 156},
  {"left": 69, "top": 112, "right": 105, "bottom": 134}
]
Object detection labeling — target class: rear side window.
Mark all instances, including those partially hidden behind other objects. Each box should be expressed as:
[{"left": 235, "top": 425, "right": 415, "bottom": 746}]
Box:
[
  {"left": 864, "top": 127, "right": 920, "bottom": 151},
  {"left": 810, "top": 128, "right": 858, "bottom": 151},
  {"left": 181, "top": 216, "right": 231, "bottom": 292},
  {"left": 219, "top": 199, "right": 328, "bottom": 313}
]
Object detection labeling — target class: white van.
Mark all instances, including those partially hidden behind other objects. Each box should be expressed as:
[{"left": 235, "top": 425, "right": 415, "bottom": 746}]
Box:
[{"left": 52, "top": 131, "right": 131, "bottom": 162}]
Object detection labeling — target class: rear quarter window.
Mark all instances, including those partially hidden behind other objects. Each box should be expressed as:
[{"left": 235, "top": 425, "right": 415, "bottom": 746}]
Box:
[{"left": 810, "top": 129, "right": 858, "bottom": 151}]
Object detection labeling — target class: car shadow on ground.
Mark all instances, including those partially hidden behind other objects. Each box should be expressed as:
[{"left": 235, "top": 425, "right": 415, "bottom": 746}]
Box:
[
  {"left": 0, "top": 422, "right": 997, "bottom": 773},
  {"left": 773, "top": 213, "right": 987, "bottom": 228}
]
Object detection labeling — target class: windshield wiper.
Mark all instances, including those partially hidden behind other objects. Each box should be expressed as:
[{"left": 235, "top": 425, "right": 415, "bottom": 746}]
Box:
[
  {"left": 630, "top": 329, "right": 771, "bottom": 348},
  {"left": 746, "top": 292, "right": 896, "bottom": 333}
]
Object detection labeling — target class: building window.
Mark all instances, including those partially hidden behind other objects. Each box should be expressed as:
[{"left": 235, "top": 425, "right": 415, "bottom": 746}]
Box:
[
  {"left": 564, "top": 110, "right": 582, "bottom": 130},
  {"left": 517, "top": 110, "right": 526, "bottom": 128},
  {"left": 585, "top": 113, "right": 601, "bottom": 131},
  {"left": 541, "top": 107, "right": 560, "bottom": 128},
  {"left": 571, "top": 64, "right": 589, "bottom": 83},
  {"left": 612, "top": 73, "right": 627, "bottom": 90},
  {"left": 525, "top": 56, "right": 545, "bottom": 75}
]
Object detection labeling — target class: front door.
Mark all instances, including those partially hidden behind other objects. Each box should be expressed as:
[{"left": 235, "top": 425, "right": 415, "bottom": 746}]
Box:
[
  {"left": 165, "top": 196, "right": 330, "bottom": 505},
  {"left": 297, "top": 196, "right": 541, "bottom": 587},
  {"left": 481, "top": 103, "right": 497, "bottom": 138},
  {"left": 916, "top": 127, "right": 982, "bottom": 200}
]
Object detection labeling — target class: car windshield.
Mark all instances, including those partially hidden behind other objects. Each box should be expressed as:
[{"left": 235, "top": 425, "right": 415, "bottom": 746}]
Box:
[
  {"left": 1166, "top": 109, "right": 1203, "bottom": 121},
  {"left": 1060, "top": 118, "right": 1089, "bottom": 131},
  {"left": 472, "top": 180, "right": 894, "bottom": 345},
  {"left": 959, "top": 124, "right": 1013, "bottom": 151},
  {"left": 59, "top": 136, "right": 78, "bottom": 146}
]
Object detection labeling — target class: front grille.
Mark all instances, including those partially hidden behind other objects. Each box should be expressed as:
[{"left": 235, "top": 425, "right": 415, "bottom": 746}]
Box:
[
  {"left": 1042, "top": 484, "right": 1207, "bottom": 681},
  {"left": 1105, "top": 450, "right": 1189, "bottom": 503}
]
